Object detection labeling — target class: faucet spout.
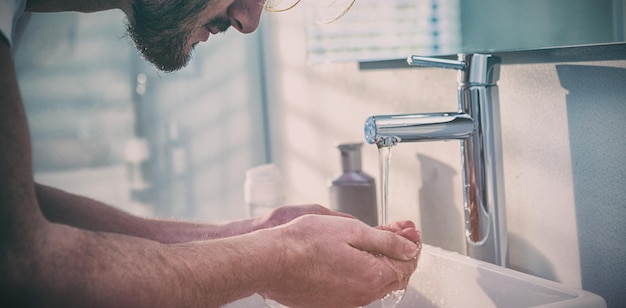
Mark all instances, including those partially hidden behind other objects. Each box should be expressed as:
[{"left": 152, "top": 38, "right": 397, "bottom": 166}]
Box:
[
  {"left": 364, "top": 112, "right": 474, "bottom": 145},
  {"left": 364, "top": 53, "right": 508, "bottom": 266}
]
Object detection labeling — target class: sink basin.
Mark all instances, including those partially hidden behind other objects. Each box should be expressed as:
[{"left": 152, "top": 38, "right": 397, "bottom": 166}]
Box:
[
  {"left": 226, "top": 244, "right": 606, "bottom": 307},
  {"left": 397, "top": 245, "right": 605, "bottom": 307}
]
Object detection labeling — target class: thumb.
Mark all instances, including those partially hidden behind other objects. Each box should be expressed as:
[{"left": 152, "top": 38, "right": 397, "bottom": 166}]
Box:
[{"left": 352, "top": 227, "right": 420, "bottom": 261}]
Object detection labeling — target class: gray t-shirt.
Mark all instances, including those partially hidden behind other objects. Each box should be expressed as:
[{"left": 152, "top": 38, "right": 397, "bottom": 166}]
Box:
[{"left": 0, "top": 0, "right": 27, "bottom": 47}]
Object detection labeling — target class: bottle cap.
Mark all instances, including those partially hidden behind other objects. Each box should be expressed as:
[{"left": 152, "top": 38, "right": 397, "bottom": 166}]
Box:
[{"left": 244, "top": 164, "right": 285, "bottom": 206}]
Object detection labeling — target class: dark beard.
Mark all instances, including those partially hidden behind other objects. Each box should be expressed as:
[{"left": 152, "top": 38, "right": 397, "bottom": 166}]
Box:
[{"left": 126, "top": 0, "right": 209, "bottom": 72}]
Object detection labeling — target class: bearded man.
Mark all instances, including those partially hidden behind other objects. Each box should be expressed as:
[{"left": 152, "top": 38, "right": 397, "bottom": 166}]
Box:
[{"left": 0, "top": 0, "right": 421, "bottom": 306}]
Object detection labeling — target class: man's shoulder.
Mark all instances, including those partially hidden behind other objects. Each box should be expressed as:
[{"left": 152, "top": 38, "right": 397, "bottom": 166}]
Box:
[{"left": 0, "top": 0, "right": 28, "bottom": 46}]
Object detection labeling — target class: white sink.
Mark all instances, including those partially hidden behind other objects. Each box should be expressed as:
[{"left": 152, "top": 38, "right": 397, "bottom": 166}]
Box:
[
  {"left": 396, "top": 245, "right": 605, "bottom": 307},
  {"left": 226, "top": 244, "right": 606, "bottom": 307}
]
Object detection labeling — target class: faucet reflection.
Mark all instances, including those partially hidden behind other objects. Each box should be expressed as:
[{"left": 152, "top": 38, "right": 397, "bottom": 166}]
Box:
[{"left": 364, "top": 54, "right": 508, "bottom": 266}]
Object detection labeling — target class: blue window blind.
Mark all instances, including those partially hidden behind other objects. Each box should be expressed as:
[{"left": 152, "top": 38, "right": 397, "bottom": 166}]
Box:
[{"left": 306, "top": 0, "right": 460, "bottom": 64}]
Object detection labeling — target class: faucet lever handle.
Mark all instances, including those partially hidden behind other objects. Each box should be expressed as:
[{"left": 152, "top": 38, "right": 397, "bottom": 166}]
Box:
[{"left": 407, "top": 55, "right": 466, "bottom": 71}]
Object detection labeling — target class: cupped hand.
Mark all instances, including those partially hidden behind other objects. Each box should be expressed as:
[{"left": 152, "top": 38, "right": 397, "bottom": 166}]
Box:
[
  {"left": 207, "top": 204, "right": 352, "bottom": 240},
  {"left": 255, "top": 204, "right": 355, "bottom": 229},
  {"left": 260, "top": 215, "right": 421, "bottom": 308},
  {"left": 377, "top": 220, "right": 421, "bottom": 244}
]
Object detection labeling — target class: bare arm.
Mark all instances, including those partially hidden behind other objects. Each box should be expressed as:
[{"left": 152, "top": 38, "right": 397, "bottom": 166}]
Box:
[
  {"left": 35, "top": 183, "right": 255, "bottom": 243},
  {"left": 5, "top": 213, "right": 419, "bottom": 307},
  {"left": 4, "top": 221, "right": 278, "bottom": 306},
  {"left": 35, "top": 183, "right": 353, "bottom": 243}
]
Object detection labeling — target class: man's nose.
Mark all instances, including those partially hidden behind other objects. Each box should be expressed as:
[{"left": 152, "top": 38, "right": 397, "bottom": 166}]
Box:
[{"left": 228, "top": 0, "right": 264, "bottom": 34}]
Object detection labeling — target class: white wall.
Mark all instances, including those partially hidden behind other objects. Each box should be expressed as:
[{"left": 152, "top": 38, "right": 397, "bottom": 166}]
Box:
[
  {"left": 18, "top": 11, "right": 269, "bottom": 222},
  {"left": 260, "top": 7, "right": 626, "bottom": 307}
]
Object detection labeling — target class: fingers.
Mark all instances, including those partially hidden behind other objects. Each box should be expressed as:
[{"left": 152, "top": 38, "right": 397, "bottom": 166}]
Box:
[
  {"left": 327, "top": 209, "right": 357, "bottom": 219},
  {"left": 375, "top": 220, "right": 420, "bottom": 243},
  {"left": 375, "top": 255, "right": 418, "bottom": 298},
  {"left": 352, "top": 226, "right": 420, "bottom": 261},
  {"left": 395, "top": 227, "right": 421, "bottom": 243},
  {"left": 261, "top": 204, "right": 357, "bottom": 230},
  {"left": 389, "top": 220, "right": 416, "bottom": 230},
  {"left": 376, "top": 220, "right": 416, "bottom": 232},
  {"left": 286, "top": 204, "right": 357, "bottom": 219},
  {"left": 313, "top": 204, "right": 357, "bottom": 219}
]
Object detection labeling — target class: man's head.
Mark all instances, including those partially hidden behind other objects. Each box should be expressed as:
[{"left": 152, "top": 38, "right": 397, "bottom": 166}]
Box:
[{"left": 126, "top": 0, "right": 264, "bottom": 72}]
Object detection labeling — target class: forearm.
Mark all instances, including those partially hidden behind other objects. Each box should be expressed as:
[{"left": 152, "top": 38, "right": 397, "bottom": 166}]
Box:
[
  {"left": 35, "top": 183, "right": 260, "bottom": 243},
  {"left": 4, "top": 220, "right": 276, "bottom": 307}
]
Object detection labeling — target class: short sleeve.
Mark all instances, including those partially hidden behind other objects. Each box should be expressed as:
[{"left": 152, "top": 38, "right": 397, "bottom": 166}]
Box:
[{"left": 0, "top": 0, "right": 27, "bottom": 46}]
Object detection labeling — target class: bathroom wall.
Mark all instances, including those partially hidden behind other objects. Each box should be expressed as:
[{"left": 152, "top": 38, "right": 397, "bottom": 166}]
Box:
[
  {"left": 260, "top": 7, "right": 626, "bottom": 307},
  {"left": 17, "top": 11, "right": 268, "bottom": 222}
]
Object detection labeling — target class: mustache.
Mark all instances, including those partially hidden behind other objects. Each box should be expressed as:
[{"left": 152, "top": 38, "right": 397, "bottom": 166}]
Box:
[{"left": 205, "top": 16, "right": 232, "bottom": 33}]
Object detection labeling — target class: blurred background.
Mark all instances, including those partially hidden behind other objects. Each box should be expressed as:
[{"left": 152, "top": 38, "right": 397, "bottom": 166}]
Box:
[{"left": 15, "top": 10, "right": 268, "bottom": 221}]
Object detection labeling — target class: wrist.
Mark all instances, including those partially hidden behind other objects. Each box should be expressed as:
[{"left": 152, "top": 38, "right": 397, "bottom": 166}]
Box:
[{"left": 238, "top": 227, "right": 287, "bottom": 295}]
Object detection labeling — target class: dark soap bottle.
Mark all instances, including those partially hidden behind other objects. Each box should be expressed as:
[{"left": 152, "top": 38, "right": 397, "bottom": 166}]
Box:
[{"left": 328, "top": 143, "right": 378, "bottom": 227}]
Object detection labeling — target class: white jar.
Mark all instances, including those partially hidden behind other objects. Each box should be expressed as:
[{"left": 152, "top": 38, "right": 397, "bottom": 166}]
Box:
[{"left": 243, "top": 164, "right": 285, "bottom": 218}]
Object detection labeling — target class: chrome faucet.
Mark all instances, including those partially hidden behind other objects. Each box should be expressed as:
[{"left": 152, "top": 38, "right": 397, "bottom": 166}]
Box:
[{"left": 364, "top": 54, "right": 508, "bottom": 266}]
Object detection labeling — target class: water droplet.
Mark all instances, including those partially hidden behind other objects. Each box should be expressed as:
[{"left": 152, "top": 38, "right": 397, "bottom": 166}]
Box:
[{"left": 380, "top": 289, "right": 405, "bottom": 308}]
